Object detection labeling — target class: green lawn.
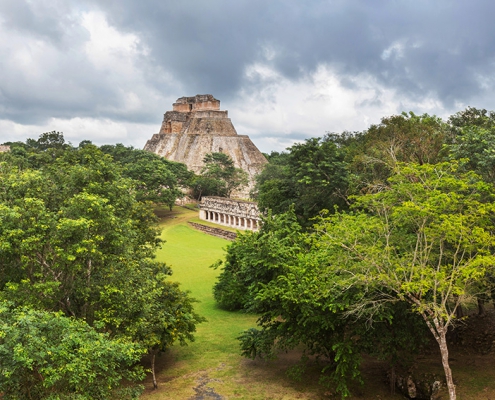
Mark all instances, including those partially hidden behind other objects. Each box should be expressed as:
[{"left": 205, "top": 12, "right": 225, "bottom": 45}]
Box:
[
  {"left": 155, "top": 207, "right": 256, "bottom": 364},
  {"left": 141, "top": 206, "right": 328, "bottom": 399},
  {"left": 141, "top": 207, "right": 255, "bottom": 398}
]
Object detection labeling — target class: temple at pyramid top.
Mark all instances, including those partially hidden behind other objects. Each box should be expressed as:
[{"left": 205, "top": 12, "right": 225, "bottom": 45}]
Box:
[
  {"left": 171, "top": 94, "right": 220, "bottom": 112},
  {"left": 144, "top": 95, "right": 267, "bottom": 198}
]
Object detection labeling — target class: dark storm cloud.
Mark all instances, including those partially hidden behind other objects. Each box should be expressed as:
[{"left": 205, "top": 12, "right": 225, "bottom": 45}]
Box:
[
  {"left": 0, "top": 0, "right": 168, "bottom": 126},
  {"left": 91, "top": 0, "right": 495, "bottom": 107},
  {"left": 2, "top": 0, "right": 495, "bottom": 140},
  {"left": 88, "top": 0, "right": 264, "bottom": 100},
  {"left": 0, "top": 0, "right": 79, "bottom": 46},
  {"left": 0, "top": 0, "right": 112, "bottom": 124}
]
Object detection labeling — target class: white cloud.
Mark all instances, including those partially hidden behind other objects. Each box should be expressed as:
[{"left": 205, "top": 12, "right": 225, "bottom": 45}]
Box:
[
  {"left": 80, "top": 10, "right": 178, "bottom": 119},
  {"left": 381, "top": 41, "right": 405, "bottom": 61},
  {"left": 0, "top": 7, "right": 178, "bottom": 146},
  {"left": 229, "top": 63, "right": 448, "bottom": 153},
  {"left": 82, "top": 11, "right": 144, "bottom": 70},
  {"left": 0, "top": 117, "right": 156, "bottom": 149}
]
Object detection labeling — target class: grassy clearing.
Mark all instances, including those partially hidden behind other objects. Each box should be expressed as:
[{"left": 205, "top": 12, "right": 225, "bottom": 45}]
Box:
[
  {"left": 141, "top": 206, "right": 495, "bottom": 400},
  {"left": 141, "top": 206, "right": 326, "bottom": 399}
]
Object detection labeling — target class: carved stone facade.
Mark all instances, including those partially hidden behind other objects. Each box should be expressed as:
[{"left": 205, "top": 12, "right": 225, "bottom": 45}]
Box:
[
  {"left": 143, "top": 95, "right": 267, "bottom": 199},
  {"left": 199, "top": 196, "right": 261, "bottom": 231},
  {"left": 0, "top": 145, "right": 10, "bottom": 152}
]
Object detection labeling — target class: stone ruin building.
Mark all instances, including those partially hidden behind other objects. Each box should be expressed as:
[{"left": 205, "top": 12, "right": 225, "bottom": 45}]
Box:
[
  {"left": 199, "top": 196, "right": 261, "bottom": 231},
  {"left": 143, "top": 94, "right": 267, "bottom": 198}
]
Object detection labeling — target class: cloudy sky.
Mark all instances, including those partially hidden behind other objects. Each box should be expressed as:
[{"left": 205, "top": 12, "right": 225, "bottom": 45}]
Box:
[{"left": 1, "top": 1, "right": 494, "bottom": 153}]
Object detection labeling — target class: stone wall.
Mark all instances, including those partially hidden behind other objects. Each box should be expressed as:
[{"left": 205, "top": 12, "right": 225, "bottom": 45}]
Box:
[
  {"left": 0, "top": 145, "right": 10, "bottom": 153},
  {"left": 188, "top": 222, "right": 237, "bottom": 241},
  {"left": 173, "top": 95, "right": 220, "bottom": 112},
  {"left": 199, "top": 196, "right": 261, "bottom": 231}
]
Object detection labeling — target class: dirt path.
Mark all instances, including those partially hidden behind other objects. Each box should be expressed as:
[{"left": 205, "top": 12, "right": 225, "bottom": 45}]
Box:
[{"left": 189, "top": 373, "right": 224, "bottom": 400}]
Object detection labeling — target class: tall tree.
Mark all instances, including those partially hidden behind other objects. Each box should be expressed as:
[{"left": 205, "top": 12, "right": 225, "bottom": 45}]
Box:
[
  {"left": 226, "top": 210, "right": 426, "bottom": 397},
  {"left": 350, "top": 112, "right": 449, "bottom": 192},
  {"left": 251, "top": 151, "right": 296, "bottom": 214},
  {"left": 191, "top": 152, "right": 248, "bottom": 199},
  {"left": 100, "top": 144, "right": 191, "bottom": 209},
  {"left": 254, "top": 136, "right": 349, "bottom": 225},
  {"left": 213, "top": 208, "right": 306, "bottom": 311},
  {"left": 447, "top": 107, "right": 495, "bottom": 184},
  {"left": 313, "top": 162, "right": 495, "bottom": 400}
]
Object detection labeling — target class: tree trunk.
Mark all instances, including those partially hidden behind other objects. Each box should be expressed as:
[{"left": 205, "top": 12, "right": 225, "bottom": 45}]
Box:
[
  {"left": 422, "top": 313, "right": 456, "bottom": 400},
  {"left": 389, "top": 365, "right": 396, "bottom": 395},
  {"left": 437, "top": 329, "right": 456, "bottom": 400},
  {"left": 151, "top": 349, "right": 158, "bottom": 390},
  {"left": 478, "top": 298, "right": 486, "bottom": 316},
  {"left": 81, "top": 259, "right": 92, "bottom": 320}
]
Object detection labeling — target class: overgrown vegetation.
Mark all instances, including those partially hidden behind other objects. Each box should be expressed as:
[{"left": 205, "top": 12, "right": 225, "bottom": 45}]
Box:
[
  {"left": 3, "top": 106, "right": 495, "bottom": 399},
  {"left": 191, "top": 152, "right": 249, "bottom": 199},
  {"left": 0, "top": 134, "right": 204, "bottom": 398},
  {"left": 214, "top": 107, "right": 495, "bottom": 399}
]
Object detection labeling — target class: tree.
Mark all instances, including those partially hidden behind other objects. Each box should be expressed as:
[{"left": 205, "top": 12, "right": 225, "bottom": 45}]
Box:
[
  {"left": 253, "top": 137, "right": 349, "bottom": 225},
  {"left": 448, "top": 106, "right": 495, "bottom": 132},
  {"left": 0, "top": 302, "right": 145, "bottom": 399},
  {"left": 251, "top": 151, "right": 295, "bottom": 214},
  {"left": 0, "top": 143, "right": 204, "bottom": 393},
  {"left": 225, "top": 209, "right": 426, "bottom": 397},
  {"left": 226, "top": 161, "right": 495, "bottom": 398},
  {"left": 0, "top": 146, "right": 162, "bottom": 322},
  {"left": 213, "top": 208, "right": 305, "bottom": 311},
  {"left": 289, "top": 137, "right": 349, "bottom": 221},
  {"left": 447, "top": 107, "right": 495, "bottom": 184},
  {"left": 26, "top": 131, "right": 69, "bottom": 151},
  {"left": 191, "top": 152, "right": 248, "bottom": 199},
  {"left": 118, "top": 270, "right": 205, "bottom": 389},
  {"left": 313, "top": 162, "right": 495, "bottom": 399},
  {"left": 0, "top": 132, "right": 76, "bottom": 170},
  {"left": 350, "top": 112, "right": 449, "bottom": 192},
  {"left": 100, "top": 144, "right": 190, "bottom": 209}
]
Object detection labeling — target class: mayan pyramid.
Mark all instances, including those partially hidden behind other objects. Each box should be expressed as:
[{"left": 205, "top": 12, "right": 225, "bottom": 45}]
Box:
[{"left": 144, "top": 94, "right": 267, "bottom": 198}]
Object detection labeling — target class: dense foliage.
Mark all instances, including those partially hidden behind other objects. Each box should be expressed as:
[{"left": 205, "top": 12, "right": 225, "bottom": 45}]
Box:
[
  {"left": 213, "top": 209, "right": 306, "bottom": 311},
  {"left": 0, "top": 303, "right": 144, "bottom": 399},
  {"left": 254, "top": 137, "right": 349, "bottom": 225},
  {"left": 100, "top": 143, "right": 192, "bottom": 209},
  {"left": 215, "top": 107, "right": 495, "bottom": 399},
  {"left": 0, "top": 135, "right": 203, "bottom": 398},
  {"left": 191, "top": 152, "right": 248, "bottom": 199}
]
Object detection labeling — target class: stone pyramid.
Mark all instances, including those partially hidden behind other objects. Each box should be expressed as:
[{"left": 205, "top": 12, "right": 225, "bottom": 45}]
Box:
[{"left": 144, "top": 95, "right": 267, "bottom": 198}]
